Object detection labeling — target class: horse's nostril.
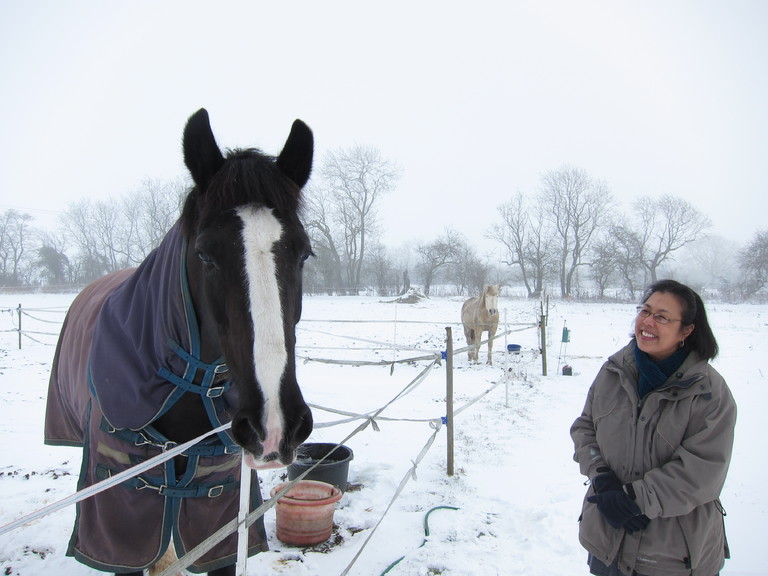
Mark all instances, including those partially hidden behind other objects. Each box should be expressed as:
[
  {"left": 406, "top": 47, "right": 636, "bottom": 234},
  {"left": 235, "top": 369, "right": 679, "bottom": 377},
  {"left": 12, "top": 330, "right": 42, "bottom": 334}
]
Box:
[
  {"left": 290, "top": 406, "right": 314, "bottom": 445},
  {"left": 277, "top": 405, "right": 313, "bottom": 463},
  {"left": 232, "top": 414, "right": 263, "bottom": 456}
]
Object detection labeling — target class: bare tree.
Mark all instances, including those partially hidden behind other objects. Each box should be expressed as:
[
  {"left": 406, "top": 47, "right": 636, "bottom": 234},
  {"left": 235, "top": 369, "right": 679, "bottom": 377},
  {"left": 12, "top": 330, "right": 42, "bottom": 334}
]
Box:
[
  {"left": 489, "top": 192, "right": 553, "bottom": 297},
  {"left": 738, "top": 229, "right": 768, "bottom": 299},
  {"left": 684, "top": 234, "right": 740, "bottom": 289},
  {"left": 303, "top": 184, "right": 345, "bottom": 293},
  {"left": 0, "top": 209, "right": 33, "bottom": 285},
  {"left": 364, "top": 242, "right": 398, "bottom": 297},
  {"left": 608, "top": 222, "right": 645, "bottom": 299},
  {"left": 589, "top": 232, "right": 619, "bottom": 298},
  {"left": 60, "top": 178, "right": 187, "bottom": 283},
  {"left": 320, "top": 145, "right": 400, "bottom": 292},
  {"left": 61, "top": 199, "right": 115, "bottom": 281},
  {"left": 128, "top": 177, "right": 187, "bottom": 257},
  {"left": 540, "top": 165, "right": 613, "bottom": 298},
  {"left": 634, "top": 194, "right": 711, "bottom": 283},
  {"left": 453, "top": 242, "right": 493, "bottom": 296},
  {"left": 416, "top": 228, "right": 465, "bottom": 296}
]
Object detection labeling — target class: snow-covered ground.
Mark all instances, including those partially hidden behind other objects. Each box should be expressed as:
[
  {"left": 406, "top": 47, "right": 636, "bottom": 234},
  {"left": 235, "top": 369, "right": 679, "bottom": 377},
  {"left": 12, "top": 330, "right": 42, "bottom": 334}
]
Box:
[{"left": 0, "top": 291, "right": 763, "bottom": 575}]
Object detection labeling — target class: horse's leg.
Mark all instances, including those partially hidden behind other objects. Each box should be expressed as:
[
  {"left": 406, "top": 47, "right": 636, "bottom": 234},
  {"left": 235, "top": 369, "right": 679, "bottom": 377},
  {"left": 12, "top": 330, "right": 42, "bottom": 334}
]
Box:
[
  {"left": 463, "top": 326, "right": 474, "bottom": 361},
  {"left": 487, "top": 324, "right": 497, "bottom": 365},
  {"left": 469, "top": 328, "right": 478, "bottom": 362}
]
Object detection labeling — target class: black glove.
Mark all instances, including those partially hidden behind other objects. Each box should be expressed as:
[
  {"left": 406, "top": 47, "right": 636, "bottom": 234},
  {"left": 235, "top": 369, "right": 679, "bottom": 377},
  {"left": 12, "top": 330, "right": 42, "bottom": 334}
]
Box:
[
  {"left": 624, "top": 513, "right": 651, "bottom": 533},
  {"left": 591, "top": 470, "right": 622, "bottom": 494},
  {"left": 587, "top": 490, "right": 650, "bottom": 533}
]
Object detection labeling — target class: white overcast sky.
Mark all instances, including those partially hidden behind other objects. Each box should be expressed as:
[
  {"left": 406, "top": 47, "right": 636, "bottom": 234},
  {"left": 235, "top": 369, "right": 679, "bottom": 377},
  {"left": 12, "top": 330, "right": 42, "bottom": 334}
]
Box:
[{"left": 1, "top": 1, "right": 766, "bottom": 253}]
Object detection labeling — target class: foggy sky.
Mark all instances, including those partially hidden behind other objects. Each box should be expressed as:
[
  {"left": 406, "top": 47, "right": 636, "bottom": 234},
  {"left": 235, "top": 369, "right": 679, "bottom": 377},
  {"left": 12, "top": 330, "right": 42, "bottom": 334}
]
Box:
[{"left": 1, "top": 1, "right": 766, "bottom": 254}]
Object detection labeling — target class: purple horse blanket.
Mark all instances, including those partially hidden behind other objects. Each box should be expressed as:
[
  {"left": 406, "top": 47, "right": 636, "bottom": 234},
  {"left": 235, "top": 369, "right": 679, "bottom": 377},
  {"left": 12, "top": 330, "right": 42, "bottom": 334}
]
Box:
[{"left": 45, "top": 223, "right": 266, "bottom": 573}]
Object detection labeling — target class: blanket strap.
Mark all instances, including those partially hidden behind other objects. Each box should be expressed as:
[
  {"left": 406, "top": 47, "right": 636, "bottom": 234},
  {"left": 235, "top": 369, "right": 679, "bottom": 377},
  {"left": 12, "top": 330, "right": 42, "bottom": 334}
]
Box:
[
  {"left": 94, "top": 463, "right": 239, "bottom": 498},
  {"left": 99, "top": 418, "right": 233, "bottom": 457}
]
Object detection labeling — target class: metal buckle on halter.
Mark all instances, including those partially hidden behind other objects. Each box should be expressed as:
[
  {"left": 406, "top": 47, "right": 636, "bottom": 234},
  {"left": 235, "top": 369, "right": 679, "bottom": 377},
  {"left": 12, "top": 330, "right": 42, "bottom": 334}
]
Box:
[
  {"left": 207, "top": 485, "right": 225, "bottom": 498},
  {"left": 206, "top": 386, "right": 225, "bottom": 398}
]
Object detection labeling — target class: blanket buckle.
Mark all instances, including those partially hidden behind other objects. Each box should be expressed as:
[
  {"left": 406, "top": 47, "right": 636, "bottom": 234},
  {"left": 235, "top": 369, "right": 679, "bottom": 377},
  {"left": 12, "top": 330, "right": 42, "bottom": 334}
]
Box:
[
  {"left": 136, "top": 477, "right": 164, "bottom": 493},
  {"left": 207, "top": 485, "right": 225, "bottom": 498}
]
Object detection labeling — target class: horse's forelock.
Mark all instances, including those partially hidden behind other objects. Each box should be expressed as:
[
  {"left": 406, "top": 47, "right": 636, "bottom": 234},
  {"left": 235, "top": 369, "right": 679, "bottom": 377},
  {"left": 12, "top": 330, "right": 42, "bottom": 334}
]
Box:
[{"left": 183, "top": 149, "right": 301, "bottom": 232}]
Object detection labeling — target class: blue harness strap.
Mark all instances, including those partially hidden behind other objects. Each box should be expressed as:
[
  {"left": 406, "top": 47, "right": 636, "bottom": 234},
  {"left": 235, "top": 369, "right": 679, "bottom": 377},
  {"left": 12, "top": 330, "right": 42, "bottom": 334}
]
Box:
[
  {"left": 94, "top": 461, "right": 239, "bottom": 499},
  {"left": 148, "top": 239, "right": 240, "bottom": 454}
]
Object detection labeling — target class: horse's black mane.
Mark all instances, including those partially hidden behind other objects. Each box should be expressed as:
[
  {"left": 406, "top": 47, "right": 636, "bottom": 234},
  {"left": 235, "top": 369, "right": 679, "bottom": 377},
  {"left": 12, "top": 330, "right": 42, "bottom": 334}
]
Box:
[{"left": 181, "top": 147, "right": 303, "bottom": 236}]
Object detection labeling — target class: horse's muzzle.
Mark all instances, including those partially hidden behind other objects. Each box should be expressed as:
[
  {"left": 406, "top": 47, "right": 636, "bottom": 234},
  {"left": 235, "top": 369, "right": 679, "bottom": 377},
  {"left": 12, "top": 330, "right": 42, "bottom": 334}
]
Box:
[{"left": 232, "top": 402, "right": 313, "bottom": 470}]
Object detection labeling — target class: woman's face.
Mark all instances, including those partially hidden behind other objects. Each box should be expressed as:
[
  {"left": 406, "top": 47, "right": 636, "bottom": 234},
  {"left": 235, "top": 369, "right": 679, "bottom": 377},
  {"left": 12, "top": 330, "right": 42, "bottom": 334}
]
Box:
[{"left": 635, "top": 291, "right": 695, "bottom": 362}]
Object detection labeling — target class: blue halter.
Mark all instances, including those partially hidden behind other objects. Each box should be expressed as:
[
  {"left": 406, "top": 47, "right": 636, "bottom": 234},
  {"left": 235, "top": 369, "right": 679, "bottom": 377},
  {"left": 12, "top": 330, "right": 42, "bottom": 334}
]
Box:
[{"left": 152, "top": 239, "right": 240, "bottom": 455}]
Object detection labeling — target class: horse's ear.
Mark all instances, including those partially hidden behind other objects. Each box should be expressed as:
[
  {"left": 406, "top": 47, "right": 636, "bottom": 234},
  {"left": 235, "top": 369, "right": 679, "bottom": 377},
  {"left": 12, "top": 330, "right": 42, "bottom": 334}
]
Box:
[
  {"left": 183, "top": 108, "right": 225, "bottom": 191},
  {"left": 276, "top": 119, "right": 313, "bottom": 189}
]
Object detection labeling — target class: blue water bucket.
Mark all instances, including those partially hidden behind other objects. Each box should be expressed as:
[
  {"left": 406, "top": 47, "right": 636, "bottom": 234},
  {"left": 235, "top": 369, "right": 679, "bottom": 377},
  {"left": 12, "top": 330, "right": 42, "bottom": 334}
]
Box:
[{"left": 507, "top": 344, "right": 522, "bottom": 354}]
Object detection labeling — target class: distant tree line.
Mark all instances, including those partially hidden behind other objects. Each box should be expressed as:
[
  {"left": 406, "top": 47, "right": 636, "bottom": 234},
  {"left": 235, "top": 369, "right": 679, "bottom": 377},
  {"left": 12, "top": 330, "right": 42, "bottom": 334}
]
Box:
[
  {"left": 1, "top": 156, "right": 766, "bottom": 302},
  {"left": 1, "top": 178, "right": 186, "bottom": 288}
]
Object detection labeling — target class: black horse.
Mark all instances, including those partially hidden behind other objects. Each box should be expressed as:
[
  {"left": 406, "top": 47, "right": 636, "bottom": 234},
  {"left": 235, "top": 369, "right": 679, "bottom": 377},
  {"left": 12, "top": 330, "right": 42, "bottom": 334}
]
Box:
[{"left": 45, "top": 109, "right": 314, "bottom": 575}]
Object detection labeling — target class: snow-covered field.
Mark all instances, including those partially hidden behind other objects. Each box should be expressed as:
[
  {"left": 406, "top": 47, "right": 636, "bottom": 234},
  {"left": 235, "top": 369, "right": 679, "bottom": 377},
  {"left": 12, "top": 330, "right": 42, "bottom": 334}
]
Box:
[{"left": 0, "top": 291, "right": 763, "bottom": 575}]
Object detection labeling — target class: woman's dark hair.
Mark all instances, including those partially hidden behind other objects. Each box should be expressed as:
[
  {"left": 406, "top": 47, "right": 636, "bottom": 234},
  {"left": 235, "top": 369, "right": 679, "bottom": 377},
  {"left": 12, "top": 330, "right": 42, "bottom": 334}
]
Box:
[{"left": 640, "top": 279, "right": 719, "bottom": 360}]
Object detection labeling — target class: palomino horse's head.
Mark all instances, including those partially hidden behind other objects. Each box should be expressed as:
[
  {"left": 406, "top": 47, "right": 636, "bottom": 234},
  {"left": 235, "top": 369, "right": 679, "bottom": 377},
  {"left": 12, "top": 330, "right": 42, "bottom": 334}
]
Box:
[
  {"left": 483, "top": 284, "right": 500, "bottom": 317},
  {"left": 180, "top": 108, "right": 313, "bottom": 469}
]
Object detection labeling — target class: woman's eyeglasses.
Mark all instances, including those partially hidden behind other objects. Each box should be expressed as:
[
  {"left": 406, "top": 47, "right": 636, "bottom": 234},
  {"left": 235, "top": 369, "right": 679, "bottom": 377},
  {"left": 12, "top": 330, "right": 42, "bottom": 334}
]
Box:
[{"left": 636, "top": 306, "right": 680, "bottom": 325}]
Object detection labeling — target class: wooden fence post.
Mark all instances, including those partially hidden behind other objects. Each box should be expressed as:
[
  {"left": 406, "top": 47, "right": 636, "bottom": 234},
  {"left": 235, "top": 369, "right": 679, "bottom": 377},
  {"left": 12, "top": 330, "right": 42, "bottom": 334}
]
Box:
[
  {"left": 540, "top": 298, "right": 548, "bottom": 376},
  {"left": 445, "top": 326, "right": 454, "bottom": 477}
]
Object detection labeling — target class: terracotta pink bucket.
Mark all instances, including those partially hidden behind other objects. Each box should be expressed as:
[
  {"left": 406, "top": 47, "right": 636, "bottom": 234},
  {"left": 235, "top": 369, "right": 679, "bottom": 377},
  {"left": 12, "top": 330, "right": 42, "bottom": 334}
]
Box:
[{"left": 270, "top": 480, "right": 343, "bottom": 546}]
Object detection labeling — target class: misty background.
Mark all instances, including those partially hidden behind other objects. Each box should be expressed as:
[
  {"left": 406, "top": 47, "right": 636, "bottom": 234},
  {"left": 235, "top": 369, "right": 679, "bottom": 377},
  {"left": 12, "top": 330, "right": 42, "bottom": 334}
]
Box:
[{"left": 1, "top": 1, "right": 766, "bottom": 300}]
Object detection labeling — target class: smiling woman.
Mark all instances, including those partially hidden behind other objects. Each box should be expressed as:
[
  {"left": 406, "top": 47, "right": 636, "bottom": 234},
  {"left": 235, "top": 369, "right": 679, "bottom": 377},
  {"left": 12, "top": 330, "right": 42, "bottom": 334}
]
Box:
[
  {"left": 634, "top": 291, "right": 694, "bottom": 362},
  {"left": 571, "top": 279, "right": 736, "bottom": 576}
]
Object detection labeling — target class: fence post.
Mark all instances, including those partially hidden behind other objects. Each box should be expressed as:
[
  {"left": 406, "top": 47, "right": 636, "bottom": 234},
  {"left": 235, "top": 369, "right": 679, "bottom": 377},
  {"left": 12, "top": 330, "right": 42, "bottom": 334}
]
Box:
[
  {"left": 17, "top": 304, "right": 21, "bottom": 350},
  {"left": 504, "top": 309, "right": 509, "bottom": 408},
  {"left": 236, "top": 453, "right": 251, "bottom": 576},
  {"left": 445, "top": 326, "right": 454, "bottom": 477},
  {"left": 540, "top": 298, "right": 548, "bottom": 376}
]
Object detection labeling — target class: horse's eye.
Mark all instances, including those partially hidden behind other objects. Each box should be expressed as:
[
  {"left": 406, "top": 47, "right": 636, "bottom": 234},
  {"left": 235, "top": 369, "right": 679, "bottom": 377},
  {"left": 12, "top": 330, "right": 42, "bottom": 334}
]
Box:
[
  {"left": 300, "top": 250, "right": 314, "bottom": 264},
  {"left": 197, "top": 251, "right": 215, "bottom": 267}
]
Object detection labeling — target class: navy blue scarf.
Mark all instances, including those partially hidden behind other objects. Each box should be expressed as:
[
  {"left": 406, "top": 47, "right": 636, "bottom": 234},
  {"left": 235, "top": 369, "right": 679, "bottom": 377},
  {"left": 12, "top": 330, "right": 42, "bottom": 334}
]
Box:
[{"left": 633, "top": 342, "right": 689, "bottom": 399}]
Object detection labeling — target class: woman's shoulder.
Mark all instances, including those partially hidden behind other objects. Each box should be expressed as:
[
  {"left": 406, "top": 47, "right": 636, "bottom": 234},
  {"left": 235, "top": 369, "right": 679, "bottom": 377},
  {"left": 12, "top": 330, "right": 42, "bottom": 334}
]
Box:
[
  {"left": 687, "top": 356, "right": 737, "bottom": 412},
  {"left": 606, "top": 341, "right": 636, "bottom": 368}
]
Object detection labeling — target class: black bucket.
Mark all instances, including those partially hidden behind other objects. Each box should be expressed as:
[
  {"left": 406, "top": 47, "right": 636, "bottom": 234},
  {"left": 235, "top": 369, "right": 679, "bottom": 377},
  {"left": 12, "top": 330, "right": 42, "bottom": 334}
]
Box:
[{"left": 287, "top": 443, "right": 354, "bottom": 493}]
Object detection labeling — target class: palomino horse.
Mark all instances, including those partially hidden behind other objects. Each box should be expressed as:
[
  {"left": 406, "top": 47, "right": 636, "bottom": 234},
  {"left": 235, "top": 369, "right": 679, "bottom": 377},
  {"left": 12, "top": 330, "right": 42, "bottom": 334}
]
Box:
[
  {"left": 44, "top": 109, "right": 314, "bottom": 575},
  {"left": 461, "top": 285, "right": 500, "bottom": 365}
]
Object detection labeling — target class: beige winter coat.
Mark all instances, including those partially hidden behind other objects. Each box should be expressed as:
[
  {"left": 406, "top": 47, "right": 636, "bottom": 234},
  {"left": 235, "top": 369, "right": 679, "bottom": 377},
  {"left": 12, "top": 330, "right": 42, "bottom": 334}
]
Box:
[{"left": 571, "top": 342, "right": 736, "bottom": 576}]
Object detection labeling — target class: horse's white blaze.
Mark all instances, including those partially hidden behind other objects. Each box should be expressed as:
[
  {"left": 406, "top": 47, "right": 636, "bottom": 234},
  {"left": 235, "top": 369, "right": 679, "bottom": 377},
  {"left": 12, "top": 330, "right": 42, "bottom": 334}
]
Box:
[
  {"left": 486, "top": 293, "right": 499, "bottom": 315},
  {"left": 237, "top": 206, "right": 287, "bottom": 457}
]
